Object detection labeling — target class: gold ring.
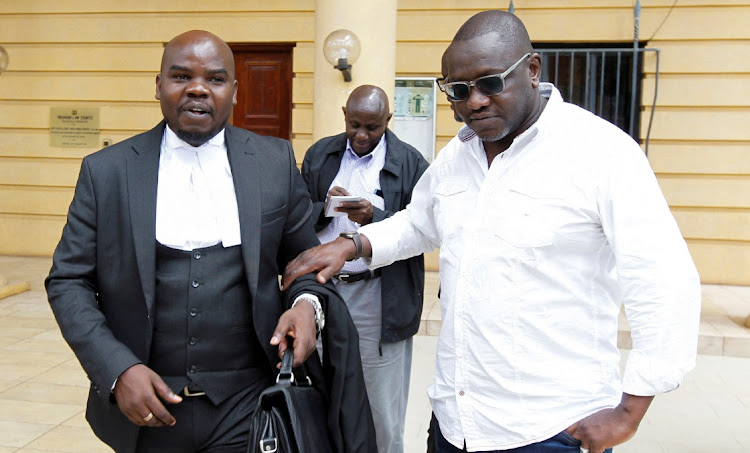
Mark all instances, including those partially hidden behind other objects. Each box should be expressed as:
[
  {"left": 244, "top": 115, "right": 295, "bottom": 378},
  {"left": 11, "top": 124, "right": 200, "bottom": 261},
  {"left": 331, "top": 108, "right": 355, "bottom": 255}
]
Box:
[{"left": 143, "top": 412, "right": 154, "bottom": 422}]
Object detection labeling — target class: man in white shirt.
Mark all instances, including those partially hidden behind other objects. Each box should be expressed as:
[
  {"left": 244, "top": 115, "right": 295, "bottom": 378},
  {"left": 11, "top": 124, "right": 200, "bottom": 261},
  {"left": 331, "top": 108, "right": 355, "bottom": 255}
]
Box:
[
  {"left": 46, "top": 30, "right": 375, "bottom": 453},
  {"left": 283, "top": 10, "right": 701, "bottom": 453}
]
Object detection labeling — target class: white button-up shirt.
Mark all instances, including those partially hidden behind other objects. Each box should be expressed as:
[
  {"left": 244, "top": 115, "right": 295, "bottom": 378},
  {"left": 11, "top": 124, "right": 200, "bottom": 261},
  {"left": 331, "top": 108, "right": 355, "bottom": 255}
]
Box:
[
  {"left": 360, "top": 84, "right": 701, "bottom": 451},
  {"left": 156, "top": 126, "right": 241, "bottom": 251}
]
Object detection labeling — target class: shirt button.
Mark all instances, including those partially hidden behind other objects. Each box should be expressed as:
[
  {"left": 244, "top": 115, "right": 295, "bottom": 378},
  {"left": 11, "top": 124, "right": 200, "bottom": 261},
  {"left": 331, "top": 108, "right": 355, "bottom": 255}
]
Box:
[
  {"left": 189, "top": 337, "right": 198, "bottom": 345},
  {"left": 189, "top": 308, "right": 198, "bottom": 317},
  {"left": 192, "top": 280, "right": 200, "bottom": 288},
  {"left": 189, "top": 365, "right": 197, "bottom": 374},
  {"left": 193, "top": 251, "right": 201, "bottom": 260},
  {"left": 459, "top": 390, "right": 465, "bottom": 396}
]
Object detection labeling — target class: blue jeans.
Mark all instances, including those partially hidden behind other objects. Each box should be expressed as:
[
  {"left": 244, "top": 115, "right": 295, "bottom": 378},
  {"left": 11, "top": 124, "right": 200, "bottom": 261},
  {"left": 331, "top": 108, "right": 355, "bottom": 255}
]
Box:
[{"left": 434, "top": 420, "right": 614, "bottom": 453}]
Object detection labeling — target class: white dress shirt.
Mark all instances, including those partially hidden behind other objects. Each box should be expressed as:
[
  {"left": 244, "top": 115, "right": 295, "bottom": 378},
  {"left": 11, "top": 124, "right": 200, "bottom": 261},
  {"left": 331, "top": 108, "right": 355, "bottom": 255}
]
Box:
[
  {"left": 360, "top": 84, "right": 701, "bottom": 451},
  {"left": 317, "top": 135, "right": 386, "bottom": 273},
  {"left": 156, "top": 126, "right": 240, "bottom": 251}
]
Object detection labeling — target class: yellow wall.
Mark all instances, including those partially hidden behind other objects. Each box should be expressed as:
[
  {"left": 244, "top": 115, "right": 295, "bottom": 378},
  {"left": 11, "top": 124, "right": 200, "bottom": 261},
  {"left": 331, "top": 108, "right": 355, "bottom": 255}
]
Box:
[
  {"left": 639, "top": 3, "right": 750, "bottom": 285},
  {"left": 1, "top": 0, "right": 749, "bottom": 284},
  {"left": 0, "top": 1, "right": 317, "bottom": 256}
]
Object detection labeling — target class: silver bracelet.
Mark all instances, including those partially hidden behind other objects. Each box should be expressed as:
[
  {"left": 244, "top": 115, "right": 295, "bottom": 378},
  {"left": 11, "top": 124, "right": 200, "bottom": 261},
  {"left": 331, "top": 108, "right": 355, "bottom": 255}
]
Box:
[{"left": 291, "top": 295, "right": 325, "bottom": 333}]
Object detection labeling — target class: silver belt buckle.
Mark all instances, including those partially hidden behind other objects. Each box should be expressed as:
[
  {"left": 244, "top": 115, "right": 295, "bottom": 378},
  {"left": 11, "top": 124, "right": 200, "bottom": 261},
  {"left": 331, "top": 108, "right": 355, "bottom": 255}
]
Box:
[{"left": 183, "top": 384, "right": 206, "bottom": 397}]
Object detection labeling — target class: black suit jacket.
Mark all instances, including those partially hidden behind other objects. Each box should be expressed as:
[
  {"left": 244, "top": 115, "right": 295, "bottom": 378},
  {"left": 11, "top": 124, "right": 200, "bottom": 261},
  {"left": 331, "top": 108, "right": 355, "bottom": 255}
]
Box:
[
  {"left": 46, "top": 122, "right": 375, "bottom": 452},
  {"left": 301, "top": 129, "right": 429, "bottom": 342}
]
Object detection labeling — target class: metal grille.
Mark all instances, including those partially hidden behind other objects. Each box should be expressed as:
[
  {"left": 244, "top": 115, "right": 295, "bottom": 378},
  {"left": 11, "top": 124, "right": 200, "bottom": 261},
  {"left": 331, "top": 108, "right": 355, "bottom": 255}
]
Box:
[{"left": 537, "top": 48, "right": 660, "bottom": 150}]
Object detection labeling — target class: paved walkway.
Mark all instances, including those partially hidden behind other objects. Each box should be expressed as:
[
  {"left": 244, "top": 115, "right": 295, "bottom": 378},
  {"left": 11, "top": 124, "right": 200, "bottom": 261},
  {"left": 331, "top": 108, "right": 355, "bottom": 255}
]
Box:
[{"left": 1, "top": 256, "right": 749, "bottom": 452}]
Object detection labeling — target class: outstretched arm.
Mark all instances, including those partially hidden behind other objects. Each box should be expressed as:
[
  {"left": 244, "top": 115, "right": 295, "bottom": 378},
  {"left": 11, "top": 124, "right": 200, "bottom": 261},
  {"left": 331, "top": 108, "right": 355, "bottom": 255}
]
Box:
[{"left": 281, "top": 234, "right": 372, "bottom": 290}]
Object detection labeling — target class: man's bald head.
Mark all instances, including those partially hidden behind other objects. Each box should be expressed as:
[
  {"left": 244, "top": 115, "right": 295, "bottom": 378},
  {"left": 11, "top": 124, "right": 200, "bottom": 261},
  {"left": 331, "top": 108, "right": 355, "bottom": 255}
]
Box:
[
  {"left": 161, "top": 30, "right": 236, "bottom": 79},
  {"left": 345, "top": 85, "right": 390, "bottom": 116},
  {"left": 342, "top": 85, "right": 393, "bottom": 157},
  {"left": 451, "top": 10, "right": 533, "bottom": 55}
]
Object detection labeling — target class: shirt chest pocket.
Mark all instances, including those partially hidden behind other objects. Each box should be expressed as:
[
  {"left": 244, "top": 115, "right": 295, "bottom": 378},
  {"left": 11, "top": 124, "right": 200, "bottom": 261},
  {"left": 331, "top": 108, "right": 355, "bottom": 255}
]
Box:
[
  {"left": 492, "top": 184, "right": 563, "bottom": 249},
  {"left": 434, "top": 177, "right": 473, "bottom": 240}
]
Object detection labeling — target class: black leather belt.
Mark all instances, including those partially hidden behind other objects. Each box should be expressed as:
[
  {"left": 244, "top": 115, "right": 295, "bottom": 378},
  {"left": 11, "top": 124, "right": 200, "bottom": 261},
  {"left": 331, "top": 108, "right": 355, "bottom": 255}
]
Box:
[
  {"left": 183, "top": 381, "right": 206, "bottom": 397},
  {"left": 333, "top": 269, "right": 381, "bottom": 283}
]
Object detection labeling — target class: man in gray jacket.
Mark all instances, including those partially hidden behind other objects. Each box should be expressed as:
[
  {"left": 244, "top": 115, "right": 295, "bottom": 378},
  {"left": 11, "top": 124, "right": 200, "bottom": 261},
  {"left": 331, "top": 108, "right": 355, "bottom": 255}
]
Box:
[{"left": 301, "top": 85, "right": 429, "bottom": 453}]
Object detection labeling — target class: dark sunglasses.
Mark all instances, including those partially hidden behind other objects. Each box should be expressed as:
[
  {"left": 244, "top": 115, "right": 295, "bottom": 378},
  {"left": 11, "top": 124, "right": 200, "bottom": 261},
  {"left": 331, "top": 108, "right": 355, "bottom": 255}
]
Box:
[{"left": 438, "top": 53, "right": 531, "bottom": 102}]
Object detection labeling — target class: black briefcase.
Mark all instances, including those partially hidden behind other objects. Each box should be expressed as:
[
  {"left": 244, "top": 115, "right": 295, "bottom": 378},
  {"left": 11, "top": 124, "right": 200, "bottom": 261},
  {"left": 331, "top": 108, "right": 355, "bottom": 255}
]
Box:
[{"left": 246, "top": 347, "right": 333, "bottom": 453}]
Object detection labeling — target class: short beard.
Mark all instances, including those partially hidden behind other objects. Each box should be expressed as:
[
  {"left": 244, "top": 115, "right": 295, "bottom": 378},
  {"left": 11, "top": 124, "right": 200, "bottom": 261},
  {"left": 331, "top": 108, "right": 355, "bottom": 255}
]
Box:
[
  {"left": 478, "top": 127, "right": 511, "bottom": 143},
  {"left": 476, "top": 87, "right": 535, "bottom": 144},
  {"left": 175, "top": 123, "right": 226, "bottom": 147}
]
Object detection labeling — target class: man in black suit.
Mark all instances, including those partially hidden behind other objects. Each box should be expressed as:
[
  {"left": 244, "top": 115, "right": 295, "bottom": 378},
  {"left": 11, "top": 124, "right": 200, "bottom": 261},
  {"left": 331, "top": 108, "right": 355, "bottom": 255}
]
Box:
[
  {"left": 45, "top": 30, "right": 375, "bottom": 453},
  {"left": 301, "top": 85, "right": 429, "bottom": 453}
]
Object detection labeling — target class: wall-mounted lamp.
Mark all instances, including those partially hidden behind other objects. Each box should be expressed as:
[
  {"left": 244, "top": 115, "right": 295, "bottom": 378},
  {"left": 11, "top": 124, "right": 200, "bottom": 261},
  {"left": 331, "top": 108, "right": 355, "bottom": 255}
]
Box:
[
  {"left": 0, "top": 46, "right": 9, "bottom": 75},
  {"left": 323, "top": 29, "right": 361, "bottom": 82}
]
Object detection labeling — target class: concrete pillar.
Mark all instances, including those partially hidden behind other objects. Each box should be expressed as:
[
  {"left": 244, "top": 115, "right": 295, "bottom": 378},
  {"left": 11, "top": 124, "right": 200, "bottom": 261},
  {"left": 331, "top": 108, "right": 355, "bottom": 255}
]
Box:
[{"left": 313, "top": 0, "right": 397, "bottom": 140}]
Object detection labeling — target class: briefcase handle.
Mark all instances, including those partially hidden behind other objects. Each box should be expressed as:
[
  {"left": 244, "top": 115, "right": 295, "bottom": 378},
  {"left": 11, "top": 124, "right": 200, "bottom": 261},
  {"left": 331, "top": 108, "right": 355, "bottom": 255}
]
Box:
[
  {"left": 277, "top": 348, "right": 295, "bottom": 384},
  {"left": 276, "top": 343, "right": 313, "bottom": 387}
]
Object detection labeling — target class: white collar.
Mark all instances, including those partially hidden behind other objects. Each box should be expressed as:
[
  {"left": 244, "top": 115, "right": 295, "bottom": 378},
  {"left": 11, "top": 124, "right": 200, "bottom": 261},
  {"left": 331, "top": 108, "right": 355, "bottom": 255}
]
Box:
[
  {"left": 163, "top": 125, "right": 226, "bottom": 152},
  {"left": 345, "top": 133, "right": 387, "bottom": 162}
]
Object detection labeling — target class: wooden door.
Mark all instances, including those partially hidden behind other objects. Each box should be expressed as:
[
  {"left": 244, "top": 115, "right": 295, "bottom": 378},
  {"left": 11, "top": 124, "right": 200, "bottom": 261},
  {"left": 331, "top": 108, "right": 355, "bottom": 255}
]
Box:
[{"left": 231, "top": 44, "right": 295, "bottom": 139}]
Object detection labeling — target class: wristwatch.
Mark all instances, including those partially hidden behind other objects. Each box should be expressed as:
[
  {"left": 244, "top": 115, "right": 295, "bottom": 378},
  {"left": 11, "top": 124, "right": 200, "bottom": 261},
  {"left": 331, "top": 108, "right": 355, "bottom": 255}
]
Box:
[{"left": 339, "top": 231, "right": 363, "bottom": 261}]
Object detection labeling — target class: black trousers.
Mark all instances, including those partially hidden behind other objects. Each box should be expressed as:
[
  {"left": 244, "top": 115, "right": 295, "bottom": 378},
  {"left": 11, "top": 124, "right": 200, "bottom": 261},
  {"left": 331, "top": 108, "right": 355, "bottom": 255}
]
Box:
[
  {"left": 427, "top": 412, "right": 438, "bottom": 453},
  {"left": 135, "top": 384, "right": 263, "bottom": 453}
]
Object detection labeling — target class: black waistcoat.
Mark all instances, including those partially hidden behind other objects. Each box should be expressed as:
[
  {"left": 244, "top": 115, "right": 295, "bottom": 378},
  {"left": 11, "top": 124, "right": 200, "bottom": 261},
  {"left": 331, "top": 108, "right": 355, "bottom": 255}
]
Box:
[{"left": 151, "top": 242, "right": 271, "bottom": 405}]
